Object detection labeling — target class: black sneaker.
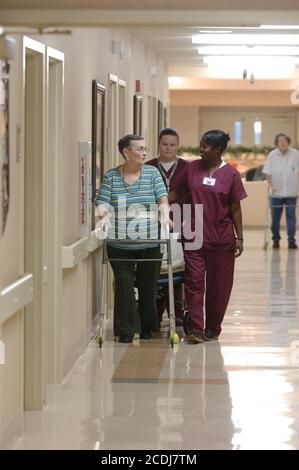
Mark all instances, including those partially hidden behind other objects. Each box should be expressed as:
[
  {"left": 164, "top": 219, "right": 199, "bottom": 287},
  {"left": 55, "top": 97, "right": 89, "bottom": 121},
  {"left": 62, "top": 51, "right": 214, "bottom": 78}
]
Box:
[
  {"left": 118, "top": 334, "right": 133, "bottom": 343},
  {"left": 140, "top": 332, "right": 152, "bottom": 340},
  {"left": 288, "top": 242, "right": 298, "bottom": 249},
  {"left": 273, "top": 240, "right": 280, "bottom": 249},
  {"left": 175, "top": 317, "right": 184, "bottom": 327},
  {"left": 183, "top": 309, "right": 190, "bottom": 335},
  {"left": 186, "top": 332, "right": 203, "bottom": 344},
  {"left": 203, "top": 330, "right": 219, "bottom": 341}
]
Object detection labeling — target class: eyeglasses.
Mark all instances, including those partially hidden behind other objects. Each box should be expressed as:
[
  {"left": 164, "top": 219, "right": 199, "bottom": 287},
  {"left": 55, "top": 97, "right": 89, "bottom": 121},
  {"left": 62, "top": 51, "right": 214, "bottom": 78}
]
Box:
[{"left": 127, "top": 146, "right": 149, "bottom": 154}]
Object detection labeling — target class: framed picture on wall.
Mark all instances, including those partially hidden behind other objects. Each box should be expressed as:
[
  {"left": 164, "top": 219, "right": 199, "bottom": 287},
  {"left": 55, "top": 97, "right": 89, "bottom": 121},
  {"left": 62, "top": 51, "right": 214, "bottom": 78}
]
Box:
[
  {"left": 158, "top": 100, "right": 164, "bottom": 134},
  {"left": 133, "top": 94, "right": 142, "bottom": 135},
  {"left": 163, "top": 106, "right": 168, "bottom": 129},
  {"left": 92, "top": 80, "right": 105, "bottom": 208},
  {"left": 0, "top": 60, "right": 10, "bottom": 236}
]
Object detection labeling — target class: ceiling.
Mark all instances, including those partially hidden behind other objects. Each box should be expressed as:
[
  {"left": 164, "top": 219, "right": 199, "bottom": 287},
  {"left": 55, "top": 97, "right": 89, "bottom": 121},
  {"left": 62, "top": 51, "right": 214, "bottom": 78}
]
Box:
[
  {"left": 2, "top": 3, "right": 299, "bottom": 83},
  {"left": 1, "top": 0, "right": 299, "bottom": 9},
  {"left": 128, "top": 26, "right": 299, "bottom": 82}
]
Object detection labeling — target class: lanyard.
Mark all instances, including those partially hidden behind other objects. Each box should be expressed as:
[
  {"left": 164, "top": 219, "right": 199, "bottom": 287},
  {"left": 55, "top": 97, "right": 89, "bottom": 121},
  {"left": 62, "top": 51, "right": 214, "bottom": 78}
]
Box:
[{"left": 157, "top": 158, "right": 178, "bottom": 191}]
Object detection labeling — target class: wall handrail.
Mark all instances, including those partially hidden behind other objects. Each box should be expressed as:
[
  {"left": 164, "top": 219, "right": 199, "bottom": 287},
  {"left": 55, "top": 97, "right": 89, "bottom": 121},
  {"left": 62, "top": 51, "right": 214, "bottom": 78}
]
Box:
[
  {"left": 62, "top": 229, "right": 104, "bottom": 269},
  {"left": 0, "top": 274, "right": 34, "bottom": 325}
]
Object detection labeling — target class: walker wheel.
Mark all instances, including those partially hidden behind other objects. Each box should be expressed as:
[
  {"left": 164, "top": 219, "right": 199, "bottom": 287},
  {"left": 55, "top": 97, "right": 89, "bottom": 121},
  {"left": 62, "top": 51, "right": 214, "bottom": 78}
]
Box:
[{"left": 173, "top": 333, "right": 180, "bottom": 344}]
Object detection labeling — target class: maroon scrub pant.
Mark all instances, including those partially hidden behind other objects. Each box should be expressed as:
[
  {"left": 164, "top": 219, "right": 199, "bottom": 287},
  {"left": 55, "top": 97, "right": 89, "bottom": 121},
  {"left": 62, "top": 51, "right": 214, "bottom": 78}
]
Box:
[{"left": 183, "top": 248, "right": 235, "bottom": 335}]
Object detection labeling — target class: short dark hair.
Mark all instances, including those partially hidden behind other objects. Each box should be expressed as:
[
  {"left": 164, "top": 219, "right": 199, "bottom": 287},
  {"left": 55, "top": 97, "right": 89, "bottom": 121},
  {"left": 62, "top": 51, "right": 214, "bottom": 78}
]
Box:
[
  {"left": 158, "top": 128, "right": 180, "bottom": 142},
  {"left": 274, "top": 133, "right": 291, "bottom": 146},
  {"left": 201, "top": 129, "right": 230, "bottom": 152},
  {"left": 118, "top": 134, "right": 144, "bottom": 157}
]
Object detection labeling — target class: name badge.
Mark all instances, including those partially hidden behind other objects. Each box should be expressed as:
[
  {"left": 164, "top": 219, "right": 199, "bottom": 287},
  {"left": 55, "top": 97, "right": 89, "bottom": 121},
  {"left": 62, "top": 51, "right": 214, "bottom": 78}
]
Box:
[{"left": 202, "top": 177, "right": 216, "bottom": 186}]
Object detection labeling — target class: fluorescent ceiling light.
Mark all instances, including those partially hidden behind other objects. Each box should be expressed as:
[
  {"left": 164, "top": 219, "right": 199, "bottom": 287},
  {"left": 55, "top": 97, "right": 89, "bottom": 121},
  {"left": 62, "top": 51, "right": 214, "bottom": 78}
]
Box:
[
  {"left": 196, "top": 26, "right": 261, "bottom": 30},
  {"left": 198, "top": 45, "right": 299, "bottom": 56},
  {"left": 260, "top": 25, "right": 299, "bottom": 30},
  {"left": 192, "top": 34, "right": 299, "bottom": 45},
  {"left": 199, "top": 30, "right": 232, "bottom": 34}
]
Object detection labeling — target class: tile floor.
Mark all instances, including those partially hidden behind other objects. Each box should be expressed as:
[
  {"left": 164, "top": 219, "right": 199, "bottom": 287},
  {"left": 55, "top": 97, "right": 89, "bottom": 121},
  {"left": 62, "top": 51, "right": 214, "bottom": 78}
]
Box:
[{"left": 15, "top": 230, "right": 299, "bottom": 450}]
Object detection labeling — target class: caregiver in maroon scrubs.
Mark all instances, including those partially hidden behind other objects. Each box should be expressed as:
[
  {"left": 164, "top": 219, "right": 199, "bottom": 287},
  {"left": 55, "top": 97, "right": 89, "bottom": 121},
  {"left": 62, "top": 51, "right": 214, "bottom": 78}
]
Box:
[{"left": 169, "top": 130, "right": 247, "bottom": 344}]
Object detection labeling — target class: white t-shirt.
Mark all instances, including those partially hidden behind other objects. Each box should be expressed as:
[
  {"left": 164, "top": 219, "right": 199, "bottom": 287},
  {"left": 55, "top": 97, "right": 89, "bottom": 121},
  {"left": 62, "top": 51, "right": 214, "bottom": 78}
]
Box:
[{"left": 263, "top": 147, "right": 299, "bottom": 197}]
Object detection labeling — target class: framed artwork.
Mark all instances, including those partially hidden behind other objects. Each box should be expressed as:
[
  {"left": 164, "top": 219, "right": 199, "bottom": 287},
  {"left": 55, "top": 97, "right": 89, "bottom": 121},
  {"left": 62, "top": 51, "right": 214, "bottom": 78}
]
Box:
[
  {"left": 163, "top": 106, "right": 168, "bottom": 129},
  {"left": 91, "top": 80, "right": 105, "bottom": 205},
  {"left": 133, "top": 94, "right": 142, "bottom": 135},
  {"left": 0, "top": 60, "right": 10, "bottom": 236},
  {"left": 158, "top": 99, "right": 164, "bottom": 134}
]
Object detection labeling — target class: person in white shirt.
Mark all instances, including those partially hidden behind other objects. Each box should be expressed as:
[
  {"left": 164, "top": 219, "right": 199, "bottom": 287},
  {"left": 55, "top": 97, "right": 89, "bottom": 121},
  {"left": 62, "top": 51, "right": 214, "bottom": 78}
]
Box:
[{"left": 263, "top": 133, "right": 299, "bottom": 249}]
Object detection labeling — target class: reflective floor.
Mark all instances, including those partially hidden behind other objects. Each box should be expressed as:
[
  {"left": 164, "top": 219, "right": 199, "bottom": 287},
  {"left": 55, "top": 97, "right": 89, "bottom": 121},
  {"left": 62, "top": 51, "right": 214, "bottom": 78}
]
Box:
[{"left": 15, "top": 230, "right": 299, "bottom": 450}]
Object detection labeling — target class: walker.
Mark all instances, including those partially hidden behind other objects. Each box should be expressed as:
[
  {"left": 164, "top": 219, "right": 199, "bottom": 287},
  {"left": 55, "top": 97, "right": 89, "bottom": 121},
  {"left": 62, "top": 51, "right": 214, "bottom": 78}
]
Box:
[{"left": 97, "top": 227, "right": 180, "bottom": 349}]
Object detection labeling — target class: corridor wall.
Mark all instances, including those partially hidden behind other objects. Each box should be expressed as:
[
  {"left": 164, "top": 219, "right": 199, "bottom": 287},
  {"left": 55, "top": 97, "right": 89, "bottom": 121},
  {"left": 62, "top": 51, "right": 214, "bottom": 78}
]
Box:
[{"left": 0, "top": 26, "right": 168, "bottom": 449}]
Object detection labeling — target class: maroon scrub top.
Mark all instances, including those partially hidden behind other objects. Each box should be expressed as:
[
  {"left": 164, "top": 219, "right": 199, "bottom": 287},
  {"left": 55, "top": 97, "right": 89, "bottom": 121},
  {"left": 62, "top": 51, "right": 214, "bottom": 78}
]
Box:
[
  {"left": 147, "top": 157, "right": 190, "bottom": 232},
  {"left": 146, "top": 157, "right": 189, "bottom": 192},
  {"left": 176, "top": 160, "right": 247, "bottom": 250}
]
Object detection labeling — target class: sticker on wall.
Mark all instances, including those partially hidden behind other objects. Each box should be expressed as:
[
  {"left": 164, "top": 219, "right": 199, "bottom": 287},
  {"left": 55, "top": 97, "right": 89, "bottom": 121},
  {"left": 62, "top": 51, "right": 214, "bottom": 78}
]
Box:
[{"left": 0, "top": 60, "right": 9, "bottom": 236}]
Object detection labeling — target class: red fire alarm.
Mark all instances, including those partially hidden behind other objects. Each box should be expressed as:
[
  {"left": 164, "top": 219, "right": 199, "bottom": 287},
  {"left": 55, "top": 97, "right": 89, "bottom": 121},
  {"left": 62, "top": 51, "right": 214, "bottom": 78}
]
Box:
[{"left": 136, "top": 80, "right": 141, "bottom": 93}]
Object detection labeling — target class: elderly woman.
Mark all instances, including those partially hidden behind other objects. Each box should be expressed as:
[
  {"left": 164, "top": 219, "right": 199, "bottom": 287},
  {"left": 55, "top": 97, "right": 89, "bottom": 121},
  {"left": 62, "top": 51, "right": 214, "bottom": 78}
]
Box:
[{"left": 96, "top": 134, "right": 169, "bottom": 343}]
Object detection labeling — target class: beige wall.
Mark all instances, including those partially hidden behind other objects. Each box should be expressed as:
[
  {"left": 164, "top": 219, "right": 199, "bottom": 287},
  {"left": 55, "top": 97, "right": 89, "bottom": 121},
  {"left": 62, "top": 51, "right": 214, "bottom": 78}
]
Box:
[
  {"left": 170, "top": 106, "right": 298, "bottom": 147},
  {"left": 242, "top": 181, "right": 299, "bottom": 228},
  {"left": 170, "top": 90, "right": 299, "bottom": 108},
  {"left": 0, "top": 311, "right": 23, "bottom": 450},
  {"left": 170, "top": 106, "right": 200, "bottom": 147},
  {"left": 0, "top": 26, "right": 168, "bottom": 449},
  {"left": 199, "top": 108, "right": 297, "bottom": 147}
]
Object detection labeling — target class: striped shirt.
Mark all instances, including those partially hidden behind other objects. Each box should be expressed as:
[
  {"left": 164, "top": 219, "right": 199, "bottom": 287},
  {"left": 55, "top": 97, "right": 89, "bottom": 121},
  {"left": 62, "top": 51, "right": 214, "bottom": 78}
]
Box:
[{"left": 96, "top": 165, "right": 167, "bottom": 250}]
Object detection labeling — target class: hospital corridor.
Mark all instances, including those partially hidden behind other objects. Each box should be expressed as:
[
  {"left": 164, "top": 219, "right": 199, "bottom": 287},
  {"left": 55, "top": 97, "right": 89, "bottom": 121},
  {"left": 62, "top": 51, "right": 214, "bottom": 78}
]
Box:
[
  {"left": 7, "top": 232, "right": 299, "bottom": 450},
  {"left": 1, "top": 0, "right": 299, "bottom": 453}
]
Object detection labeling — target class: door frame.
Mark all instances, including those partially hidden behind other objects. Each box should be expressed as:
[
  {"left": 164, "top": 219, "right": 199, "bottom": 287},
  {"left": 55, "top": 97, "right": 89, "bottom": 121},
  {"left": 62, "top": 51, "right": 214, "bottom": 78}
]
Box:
[
  {"left": 45, "top": 46, "right": 64, "bottom": 384},
  {"left": 107, "top": 73, "right": 119, "bottom": 169},
  {"left": 22, "top": 36, "right": 46, "bottom": 410}
]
